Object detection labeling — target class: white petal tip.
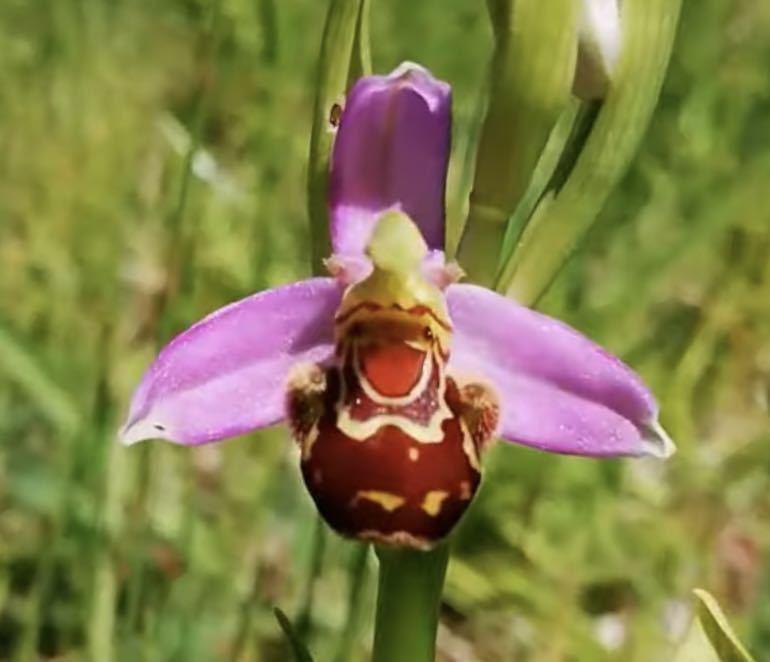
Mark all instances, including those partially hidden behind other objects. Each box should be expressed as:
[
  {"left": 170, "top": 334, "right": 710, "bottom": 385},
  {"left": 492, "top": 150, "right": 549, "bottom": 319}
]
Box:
[
  {"left": 385, "top": 62, "right": 451, "bottom": 111},
  {"left": 641, "top": 420, "right": 676, "bottom": 459},
  {"left": 118, "top": 418, "right": 169, "bottom": 446},
  {"left": 390, "top": 61, "right": 429, "bottom": 78}
]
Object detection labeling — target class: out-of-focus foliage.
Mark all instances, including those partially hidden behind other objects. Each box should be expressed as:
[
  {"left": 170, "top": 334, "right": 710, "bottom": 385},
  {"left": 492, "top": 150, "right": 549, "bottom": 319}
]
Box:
[{"left": 0, "top": 1, "right": 768, "bottom": 660}]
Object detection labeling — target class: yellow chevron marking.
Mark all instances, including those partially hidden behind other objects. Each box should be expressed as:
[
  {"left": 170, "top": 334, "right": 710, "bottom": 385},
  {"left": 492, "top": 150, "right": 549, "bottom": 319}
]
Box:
[
  {"left": 353, "top": 490, "right": 405, "bottom": 512},
  {"left": 421, "top": 490, "right": 449, "bottom": 517}
]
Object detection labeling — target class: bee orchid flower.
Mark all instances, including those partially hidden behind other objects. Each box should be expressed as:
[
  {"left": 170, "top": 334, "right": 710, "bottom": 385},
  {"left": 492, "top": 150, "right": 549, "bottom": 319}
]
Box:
[{"left": 120, "top": 63, "right": 674, "bottom": 550}]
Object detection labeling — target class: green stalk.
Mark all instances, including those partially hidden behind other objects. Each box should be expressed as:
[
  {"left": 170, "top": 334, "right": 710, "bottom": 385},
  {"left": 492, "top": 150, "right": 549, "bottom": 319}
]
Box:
[
  {"left": 89, "top": 431, "right": 125, "bottom": 662},
  {"left": 371, "top": 544, "right": 449, "bottom": 662},
  {"left": 286, "top": 2, "right": 370, "bottom": 653},
  {"left": 307, "top": 0, "right": 369, "bottom": 273},
  {"left": 347, "top": 0, "right": 372, "bottom": 85},
  {"left": 333, "top": 543, "right": 371, "bottom": 662}
]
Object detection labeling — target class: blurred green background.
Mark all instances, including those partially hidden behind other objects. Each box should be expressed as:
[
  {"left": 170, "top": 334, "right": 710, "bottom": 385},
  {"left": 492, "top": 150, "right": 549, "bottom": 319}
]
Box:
[{"left": 1, "top": 1, "right": 769, "bottom": 660}]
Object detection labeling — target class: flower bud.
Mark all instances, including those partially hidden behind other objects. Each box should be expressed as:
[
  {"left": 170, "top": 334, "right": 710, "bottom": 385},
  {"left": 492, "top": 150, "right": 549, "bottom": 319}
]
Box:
[{"left": 574, "top": 0, "right": 622, "bottom": 100}]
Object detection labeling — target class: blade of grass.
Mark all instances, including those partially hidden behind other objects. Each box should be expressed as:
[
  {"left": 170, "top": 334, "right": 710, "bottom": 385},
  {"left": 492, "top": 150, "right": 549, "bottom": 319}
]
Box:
[
  {"left": 333, "top": 543, "right": 371, "bottom": 662},
  {"left": 274, "top": 607, "right": 315, "bottom": 662},
  {"left": 295, "top": 517, "right": 327, "bottom": 642}
]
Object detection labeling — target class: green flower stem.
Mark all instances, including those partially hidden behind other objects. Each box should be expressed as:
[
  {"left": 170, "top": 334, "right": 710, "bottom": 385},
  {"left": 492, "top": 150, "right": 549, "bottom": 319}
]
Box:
[
  {"left": 498, "top": 0, "right": 683, "bottom": 304},
  {"left": 456, "top": 0, "right": 578, "bottom": 286},
  {"left": 296, "top": 3, "right": 370, "bottom": 653},
  {"left": 347, "top": 0, "right": 372, "bottom": 86},
  {"left": 371, "top": 544, "right": 449, "bottom": 662},
  {"left": 307, "top": 0, "right": 369, "bottom": 274}
]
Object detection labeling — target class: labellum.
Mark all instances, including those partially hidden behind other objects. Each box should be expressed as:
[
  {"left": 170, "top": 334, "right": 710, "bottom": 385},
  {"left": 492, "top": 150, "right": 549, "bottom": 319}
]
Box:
[{"left": 288, "top": 213, "right": 498, "bottom": 549}]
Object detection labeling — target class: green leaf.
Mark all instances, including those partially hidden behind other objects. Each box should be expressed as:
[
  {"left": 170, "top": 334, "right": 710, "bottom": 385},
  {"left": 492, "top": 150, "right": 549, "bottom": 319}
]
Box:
[
  {"left": 456, "top": 0, "right": 579, "bottom": 286},
  {"left": 307, "top": 0, "right": 370, "bottom": 275},
  {"left": 674, "top": 590, "right": 756, "bottom": 662},
  {"left": 498, "top": 0, "right": 683, "bottom": 305},
  {"left": 274, "top": 607, "right": 315, "bottom": 662},
  {"left": 498, "top": 98, "right": 583, "bottom": 264}
]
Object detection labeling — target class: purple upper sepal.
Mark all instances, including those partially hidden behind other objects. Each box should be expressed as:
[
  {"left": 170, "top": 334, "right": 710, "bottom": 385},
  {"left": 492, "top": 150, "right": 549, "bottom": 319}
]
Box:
[
  {"left": 446, "top": 284, "right": 674, "bottom": 458},
  {"left": 120, "top": 278, "right": 343, "bottom": 446},
  {"left": 329, "top": 62, "right": 451, "bottom": 257}
]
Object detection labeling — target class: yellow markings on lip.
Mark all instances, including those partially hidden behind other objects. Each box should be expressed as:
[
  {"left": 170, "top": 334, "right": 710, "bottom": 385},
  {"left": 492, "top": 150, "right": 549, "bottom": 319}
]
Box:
[
  {"left": 408, "top": 447, "right": 420, "bottom": 462},
  {"left": 353, "top": 490, "right": 405, "bottom": 512},
  {"left": 421, "top": 490, "right": 449, "bottom": 517},
  {"left": 459, "top": 481, "right": 472, "bottom": 500}
]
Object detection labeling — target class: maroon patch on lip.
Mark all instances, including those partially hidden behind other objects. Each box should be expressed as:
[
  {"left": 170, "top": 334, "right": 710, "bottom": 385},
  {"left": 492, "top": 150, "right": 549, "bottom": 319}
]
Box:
[
  {"left": 300, "top": 370, "right": 481, "bottom": 546},
  {"left": 358, "top": 342, "right": 426, "bottom": 397},
  {"left": 343, "top": 350, "right": 443, "bottom": 427}
]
